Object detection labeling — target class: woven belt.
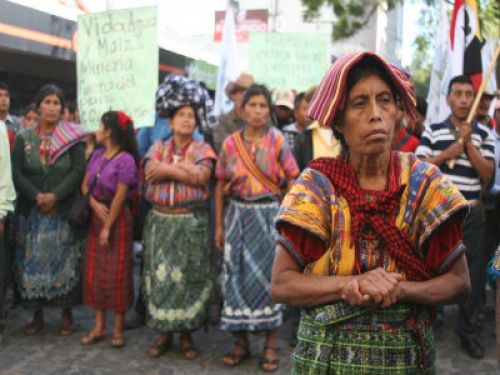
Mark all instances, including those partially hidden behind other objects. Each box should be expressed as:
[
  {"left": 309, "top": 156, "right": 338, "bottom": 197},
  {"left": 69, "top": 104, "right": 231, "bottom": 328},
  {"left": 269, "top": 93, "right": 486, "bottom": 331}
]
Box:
[{"left": 153, "top": 206, "right": 192, "bottom": 214}]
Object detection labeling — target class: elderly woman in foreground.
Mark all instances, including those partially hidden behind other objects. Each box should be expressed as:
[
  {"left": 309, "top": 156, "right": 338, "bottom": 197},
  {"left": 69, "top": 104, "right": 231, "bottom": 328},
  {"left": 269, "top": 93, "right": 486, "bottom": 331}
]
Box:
[{"left": 271, "top": 52, "right": 471, "bottom": 375}]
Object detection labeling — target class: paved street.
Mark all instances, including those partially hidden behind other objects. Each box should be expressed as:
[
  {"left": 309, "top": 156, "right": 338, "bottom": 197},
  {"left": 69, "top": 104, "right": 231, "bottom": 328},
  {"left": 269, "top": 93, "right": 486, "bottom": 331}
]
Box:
[{"left": 0, "top": 300, "right": 498, "bottom": 374}]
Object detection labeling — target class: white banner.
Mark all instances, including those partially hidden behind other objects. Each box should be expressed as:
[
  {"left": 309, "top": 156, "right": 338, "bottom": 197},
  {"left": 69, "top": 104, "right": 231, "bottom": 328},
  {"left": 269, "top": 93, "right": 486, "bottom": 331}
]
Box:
[{"left": 213, "top": 2, "right": 239, "bottom": 117}]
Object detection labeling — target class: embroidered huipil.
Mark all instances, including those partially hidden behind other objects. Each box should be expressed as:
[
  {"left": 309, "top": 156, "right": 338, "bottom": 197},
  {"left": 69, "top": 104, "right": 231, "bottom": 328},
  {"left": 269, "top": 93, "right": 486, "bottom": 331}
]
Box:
[
  {"left": 144, "top": 139, "right": 216, "bottom": 208},
  {"left": 215, "top": 127, "right": 299, "bottom": 200}
]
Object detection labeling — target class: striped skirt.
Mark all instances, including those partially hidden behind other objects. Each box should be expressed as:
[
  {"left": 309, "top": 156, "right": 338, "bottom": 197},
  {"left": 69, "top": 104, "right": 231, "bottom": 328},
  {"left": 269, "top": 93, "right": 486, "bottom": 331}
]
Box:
[
  {"left": 83, "top": 207, "right": 134, "bottom": 313},
  {"left": 292, "top": 302, "right": 435, "bottom": 375},
  {"left": 143, "top": 208, "right": 213, "bottom": 332},
  {"left": 15, "top": 208, "right": 82, "bottom": 308},
  {"left": 220, "top": 199, "right": 283, "bottom": 332}
]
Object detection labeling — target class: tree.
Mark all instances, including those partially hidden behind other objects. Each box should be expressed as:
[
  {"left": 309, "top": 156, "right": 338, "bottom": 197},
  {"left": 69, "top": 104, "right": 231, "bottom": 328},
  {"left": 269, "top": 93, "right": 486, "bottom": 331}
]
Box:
[
  {"left": 480, "top": 0, "right": 500, "bottom": 40},
  {"left": 300, "top": 0, "right": 498, "bottom": 98},
  {"left": 300, "top": 0, "right": 402, "bottom": 40},
  {"left": 404, "top": 4, "right": 437, "bottom": 98}
]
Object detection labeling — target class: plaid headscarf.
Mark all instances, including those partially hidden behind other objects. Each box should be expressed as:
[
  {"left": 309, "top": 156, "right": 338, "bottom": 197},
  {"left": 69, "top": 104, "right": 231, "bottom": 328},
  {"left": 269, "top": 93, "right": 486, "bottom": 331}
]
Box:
[
  {"left": 309, "top": 153, "right": 432, "bottom": 282},
  {"left": 306, "top": 51, "right": 416, "bottom": 127},
  {"left": 155, "top": 74, "right": 217, "bottom": 132}
]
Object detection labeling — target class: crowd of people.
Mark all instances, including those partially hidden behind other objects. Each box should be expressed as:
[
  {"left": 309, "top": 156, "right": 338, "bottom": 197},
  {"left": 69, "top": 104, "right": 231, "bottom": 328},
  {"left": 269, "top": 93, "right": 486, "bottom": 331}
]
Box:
[{"left": 0, "top": 50, "right": 499, "bottom": 374}]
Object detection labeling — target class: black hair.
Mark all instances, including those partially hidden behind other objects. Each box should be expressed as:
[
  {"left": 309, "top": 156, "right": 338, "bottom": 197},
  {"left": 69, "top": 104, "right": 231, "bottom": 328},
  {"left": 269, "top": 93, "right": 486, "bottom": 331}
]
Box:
[
  {"left": 23, "top": 103, "right": 37, "bottom": 116},
  {"left": 101, "top": 111, "right": 140, "bottom": 166},
  {"left": 416, "top": 96, "right": 427, "bottom": 117},
  {"left": 0, "top": 82, "right": 9, "bottom": 93},
  {"left": 294, "top": 92, "right": 306, "bottom": 110},
  {"left": 166, "top": 104, "right": 200, "bottom": 126},
  {"left": 66, "top": 101, "right": 78, "bottom": 114},
  {"left": 333, "top": 55, "right": 401, "bottom": 153},
  {"left": 241, "top": 84, "right": 275, "bottom": 125},
  {"left": 447, "top": 75, "right": 473, "bottom": 95},
  {"left": 35, "top": 84, "right": 66, "bottom": 114}
]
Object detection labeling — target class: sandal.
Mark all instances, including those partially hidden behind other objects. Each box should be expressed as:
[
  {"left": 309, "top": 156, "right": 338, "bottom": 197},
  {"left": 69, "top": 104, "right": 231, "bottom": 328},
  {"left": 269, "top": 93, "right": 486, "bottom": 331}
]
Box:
[
  {"left": 147, "top": 335, "right": 171, "bottom": 358},
  {"left": 25, "top": 319, "right": 44, "bottom": 336},
  {"left": 260, "top": 346, "right": 280, "bottom": 372},
  {"left": 80, "top": 331, "right": 107, "bottom": 345},
  {"left": 60, "top": 310, "right": 74, "bottom": 336},
  {"left": 111, "top": 335, "right": 125, "bottom": 348},
  {"left": 59, "top": 325, "right": 76, "bottom": 337},
  {"left": 222, "top": 340, "right": 250, "bottom": 367},
  {"left": 180, "top": 335, "right": 199, "bottom": 360}
]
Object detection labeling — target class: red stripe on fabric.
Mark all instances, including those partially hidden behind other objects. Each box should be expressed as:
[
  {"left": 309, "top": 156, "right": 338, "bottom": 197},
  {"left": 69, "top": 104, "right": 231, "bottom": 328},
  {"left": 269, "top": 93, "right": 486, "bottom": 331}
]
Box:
[
  {"left": 450, "top": 0, "right": 465, "bottom": 50},
  {"left": 86, "top": 216, "right": 97, "bottom": 306},
  {"left": 468, "top": 72, "right": 482, "bottom": 93},
  {"left": 115, "top": 211, "right": 126, "bottom": 313}
]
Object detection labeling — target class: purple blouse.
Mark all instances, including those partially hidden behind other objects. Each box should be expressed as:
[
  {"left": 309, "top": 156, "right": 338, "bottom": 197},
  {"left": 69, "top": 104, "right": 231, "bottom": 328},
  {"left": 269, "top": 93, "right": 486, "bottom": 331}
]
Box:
[{"left": 86, "top": 149, "right": 138, "bottom": 200}]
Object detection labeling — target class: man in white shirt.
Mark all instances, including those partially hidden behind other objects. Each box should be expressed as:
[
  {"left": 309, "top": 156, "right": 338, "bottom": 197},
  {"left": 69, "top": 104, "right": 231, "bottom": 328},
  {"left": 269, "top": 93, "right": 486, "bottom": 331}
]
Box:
[
  {"left": 0, "top": 82, "right": 21, "bottom": 135},
  {"left": 0, "top": 109, "right": 16, "bottom": 344}
]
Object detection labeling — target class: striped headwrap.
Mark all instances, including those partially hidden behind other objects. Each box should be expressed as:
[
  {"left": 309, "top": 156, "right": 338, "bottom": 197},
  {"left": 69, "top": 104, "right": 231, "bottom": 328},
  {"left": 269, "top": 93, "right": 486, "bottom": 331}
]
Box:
[
  {"left": 155, "top": 74, "right": 217, "bottom": 132},
  {"left": 306, "top": 51, "right": 416, "bottom": 127}
]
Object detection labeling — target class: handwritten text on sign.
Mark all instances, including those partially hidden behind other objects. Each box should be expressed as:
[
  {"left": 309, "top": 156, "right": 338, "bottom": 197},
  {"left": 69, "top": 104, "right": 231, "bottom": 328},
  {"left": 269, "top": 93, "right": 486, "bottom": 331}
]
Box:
[
  {"left": 249, "top": 33, "right": 328, "bottom": 92},
  {"left": 77, "top": 7, "right": 158, "bottom": 130}
]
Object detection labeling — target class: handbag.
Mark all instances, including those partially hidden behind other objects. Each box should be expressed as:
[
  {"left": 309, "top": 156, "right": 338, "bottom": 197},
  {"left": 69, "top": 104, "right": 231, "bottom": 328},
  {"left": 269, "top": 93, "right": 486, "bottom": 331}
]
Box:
[{"left": 67, "top": 153, "right": 118, "bottom": 230}]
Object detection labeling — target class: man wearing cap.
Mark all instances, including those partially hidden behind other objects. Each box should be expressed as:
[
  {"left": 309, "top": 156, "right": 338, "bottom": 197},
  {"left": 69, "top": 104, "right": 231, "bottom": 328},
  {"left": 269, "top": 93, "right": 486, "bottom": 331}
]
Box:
[
  {"left": 273, "top": 88, "right": 295, "bottom": 129},
  {"left": 213, "top": 72, "right": 254, "bottom": 151}
]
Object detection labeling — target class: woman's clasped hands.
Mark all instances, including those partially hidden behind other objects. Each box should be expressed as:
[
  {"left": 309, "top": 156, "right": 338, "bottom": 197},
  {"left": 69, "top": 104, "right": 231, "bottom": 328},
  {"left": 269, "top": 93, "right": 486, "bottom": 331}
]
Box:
[{"left": 340, "top": 267, "right": 403, "bottom": 308}]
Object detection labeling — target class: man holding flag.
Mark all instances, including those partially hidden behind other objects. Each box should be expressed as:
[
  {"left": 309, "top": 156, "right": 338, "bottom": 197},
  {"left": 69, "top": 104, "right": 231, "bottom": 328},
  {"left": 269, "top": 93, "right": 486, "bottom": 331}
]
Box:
[
  {"left": 423, "top": 0, "right": 499, "bottom": 357},
  {"left": 417, "top": 74, "right": 495, "bottom": 358},
  {"left": 426, "top": 0, "right": 497, "bottom": 126}
]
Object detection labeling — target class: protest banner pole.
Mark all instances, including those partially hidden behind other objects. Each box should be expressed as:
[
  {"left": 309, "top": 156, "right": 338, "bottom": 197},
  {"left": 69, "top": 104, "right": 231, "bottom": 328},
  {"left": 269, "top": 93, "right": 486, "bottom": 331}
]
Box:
[{"left": 448, "top": 44, "right": 499, "bottom": 169}]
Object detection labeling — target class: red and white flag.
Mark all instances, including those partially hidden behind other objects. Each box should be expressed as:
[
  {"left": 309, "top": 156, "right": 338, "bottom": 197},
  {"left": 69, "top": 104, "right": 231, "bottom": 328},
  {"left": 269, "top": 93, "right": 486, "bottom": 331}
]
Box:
[{"left": 449, "top": 0, "right": 483, "bottom": 92}]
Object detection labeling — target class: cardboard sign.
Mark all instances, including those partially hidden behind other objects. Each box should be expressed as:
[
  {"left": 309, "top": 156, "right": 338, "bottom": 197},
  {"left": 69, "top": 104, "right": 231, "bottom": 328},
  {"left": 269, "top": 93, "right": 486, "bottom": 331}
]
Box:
[
  {"left": 187, "top": 60, "right": 218, "bottom": 90},
  {"left": 249, "top": 33, "right": 328, "bottom": 92},
  {"left": 77, "top": 7, "right": 158, "bottom": 130}
]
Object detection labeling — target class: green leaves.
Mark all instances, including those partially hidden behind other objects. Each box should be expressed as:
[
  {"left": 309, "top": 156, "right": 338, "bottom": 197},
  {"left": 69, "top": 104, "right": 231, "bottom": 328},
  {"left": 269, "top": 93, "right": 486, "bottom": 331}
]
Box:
[{"left": 301, "top": 0, "right": 402, "bottom": 40}]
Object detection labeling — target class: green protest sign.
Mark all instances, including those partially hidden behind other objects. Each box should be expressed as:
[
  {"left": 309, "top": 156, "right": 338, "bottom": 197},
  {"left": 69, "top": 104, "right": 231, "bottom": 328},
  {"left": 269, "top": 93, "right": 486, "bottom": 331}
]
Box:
[
  {"left": 249, "top": 33, "right": 329, "bottom": 92},
  {"left": 77, "top": 7, "right": 158, "bottom": 130},
  {"left": 187, "top": 60, "right": 218, "bottom": 90}
]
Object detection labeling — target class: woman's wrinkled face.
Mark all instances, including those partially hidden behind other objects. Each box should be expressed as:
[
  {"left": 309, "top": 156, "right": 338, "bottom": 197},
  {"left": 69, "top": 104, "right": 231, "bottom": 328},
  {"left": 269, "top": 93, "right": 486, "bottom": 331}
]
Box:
[
  {"left": 243, "top": 94, "right": 270, "bottom": 129},
  {"left": 38, "top": 94, "right": 62, "bottom": 125},
  {"left": 170, "top": 105, "right": 196, "bottom": 137},
  {"left": 335, "top": 74, "right": 398, "bottom": 156}
]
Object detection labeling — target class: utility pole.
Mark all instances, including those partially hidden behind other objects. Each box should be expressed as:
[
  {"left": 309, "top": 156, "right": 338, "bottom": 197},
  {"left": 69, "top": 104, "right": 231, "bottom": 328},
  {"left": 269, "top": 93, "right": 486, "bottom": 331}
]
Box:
[{"left": 270, "top": 0, "right": 279, "bottom": 32}]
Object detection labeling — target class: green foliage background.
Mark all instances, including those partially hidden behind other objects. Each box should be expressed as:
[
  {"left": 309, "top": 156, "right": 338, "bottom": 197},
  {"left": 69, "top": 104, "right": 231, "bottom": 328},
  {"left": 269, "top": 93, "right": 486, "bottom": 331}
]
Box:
[{"left": 300, "top": 0, "right": 499, "bottom": 98}]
